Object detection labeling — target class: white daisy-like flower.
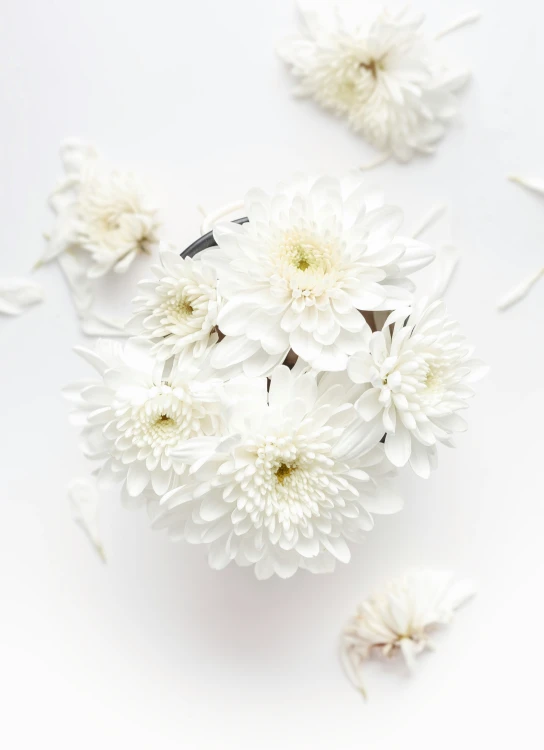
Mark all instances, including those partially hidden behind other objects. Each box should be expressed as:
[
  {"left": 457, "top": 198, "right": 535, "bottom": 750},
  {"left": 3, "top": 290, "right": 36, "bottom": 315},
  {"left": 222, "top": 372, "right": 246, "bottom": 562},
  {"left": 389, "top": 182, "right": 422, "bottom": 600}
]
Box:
[
  {"left": 278, "top": 4, "right": 472, "bottom": 162},
  {"left": 63, "top": 340, "right": 225, "bottom": 501},
  {"left": 341, "top": 569, "right": 475, "bottom": 697},
  {"left": 154, "top": 364, "right": 403, "bottom": 579},
  {"left": 0, "top": 277, "right": 44, "bottom": 316},
  {"left": 42, "top": 139, "right": 160, "bottom": 277},
  {"left": 207, "top": 175, "right": 433, "bottom": 375},
  {"left": 129, "top": 247, "right": 220, "bottom": 361},
  {"left": 347, "top": 298, "right": 487, "bottom": 478}
]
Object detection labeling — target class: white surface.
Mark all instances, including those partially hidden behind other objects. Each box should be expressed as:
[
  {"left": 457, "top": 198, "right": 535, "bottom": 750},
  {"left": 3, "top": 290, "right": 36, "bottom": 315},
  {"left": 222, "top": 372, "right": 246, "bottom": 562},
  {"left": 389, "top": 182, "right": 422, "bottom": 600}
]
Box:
[{"left": 1, "top": 1, "right": 543, "bottom": 747}]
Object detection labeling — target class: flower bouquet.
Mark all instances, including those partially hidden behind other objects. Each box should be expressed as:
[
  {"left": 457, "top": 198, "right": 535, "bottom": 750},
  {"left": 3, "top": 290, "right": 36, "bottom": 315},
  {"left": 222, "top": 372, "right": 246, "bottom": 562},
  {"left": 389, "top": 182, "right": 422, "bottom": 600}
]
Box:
[{"left": 65, "top": 175, "right": 485, "bottom": 579}]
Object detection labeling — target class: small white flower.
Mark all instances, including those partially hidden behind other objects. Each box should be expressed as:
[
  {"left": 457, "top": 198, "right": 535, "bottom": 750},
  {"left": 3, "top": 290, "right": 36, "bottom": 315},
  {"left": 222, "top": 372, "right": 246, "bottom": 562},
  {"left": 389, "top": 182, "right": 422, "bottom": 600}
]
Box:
[
  {"left": 63, "top": 340, "right": 225, "bottom": 501},
  {"left": 0, "top": 277, "right": 44, "bottom": 316},
  {"left": 278, "top": 5, "right": 471, "bottom": 162},
  {"left": 130, "top": 247, "right": 220, "bottom": 361},
  {"left": 207, "top": 174, "right": 433, "bottom": 375},
  {"left": 341, "top": 569, "right": 475, "bottom": 697},
  {"left": 347, "top": 298, "right": 487, "bottom": 478},
  {"left": 154, "top": 364, "right": 403, "bottom": 579},
  {"left": 42, "top": 140, "right": 160, "bottom": 277}
]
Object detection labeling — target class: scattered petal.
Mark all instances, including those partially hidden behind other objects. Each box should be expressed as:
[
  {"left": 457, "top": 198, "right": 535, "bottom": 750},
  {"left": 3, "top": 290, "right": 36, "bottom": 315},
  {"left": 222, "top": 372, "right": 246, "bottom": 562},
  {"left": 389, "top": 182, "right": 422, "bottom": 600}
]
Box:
[
  {"left": 68, "top": 477, "right": 106, "bottom": 562},
  {"left": 0, "top": 277, "right": 44, "bottom": 316}
]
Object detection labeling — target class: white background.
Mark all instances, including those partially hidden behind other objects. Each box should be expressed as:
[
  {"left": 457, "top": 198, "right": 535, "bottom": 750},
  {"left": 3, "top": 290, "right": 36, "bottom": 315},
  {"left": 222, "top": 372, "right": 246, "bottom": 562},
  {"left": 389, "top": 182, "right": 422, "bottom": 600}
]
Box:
[{"left": 1, "top": 0, "right": 543, "bottom": 747}]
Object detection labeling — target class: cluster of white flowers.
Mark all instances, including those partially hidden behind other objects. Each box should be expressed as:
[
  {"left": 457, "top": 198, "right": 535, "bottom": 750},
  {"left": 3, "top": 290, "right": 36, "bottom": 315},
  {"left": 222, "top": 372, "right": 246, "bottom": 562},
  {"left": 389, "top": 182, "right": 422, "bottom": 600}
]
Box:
[
  {"left": 65, "top": 174, "right": 485, "bottom": 578},
  {"left": 278, "top": 4, "right": 475, "bottom": 162}
]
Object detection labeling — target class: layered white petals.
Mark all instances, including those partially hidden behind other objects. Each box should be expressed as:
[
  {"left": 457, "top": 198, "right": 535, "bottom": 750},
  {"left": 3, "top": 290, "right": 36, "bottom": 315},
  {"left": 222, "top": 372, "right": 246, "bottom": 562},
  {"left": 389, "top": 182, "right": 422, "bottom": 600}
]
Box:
[
  {"left": 64, "top": 340, "right": 225, "bottom": 499},
  {"left": 208, "top": 174, "right": 433, "bottom": 374},
  {"left": 154, "top": 365, "right": 402, "bottom": 579},
  {"left": 130, "top": 247, "right": 220, "bottom": 360},
  {"left": 347, "top": 298, "right": 487, "bottom": 477},
  {"left": 42, "top": 140, "right": 160, "bottom": 277},
  {"left": 341, "top": 570, "right": 475, "bottom": 696},
  {"left": 278, "top": 7, "right": 471, "bottom": 161}
]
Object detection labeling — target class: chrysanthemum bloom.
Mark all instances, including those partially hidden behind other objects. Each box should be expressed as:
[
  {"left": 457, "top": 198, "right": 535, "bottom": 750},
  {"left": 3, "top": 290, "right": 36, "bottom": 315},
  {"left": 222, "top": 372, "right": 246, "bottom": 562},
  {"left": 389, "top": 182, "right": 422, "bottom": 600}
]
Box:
[
  {"left": 341, "top": 570, "right": 475, "bottom": 697},
  {"left": 278, "top": 6, "right": 471, "bottom": 162},
  {"left": 129, "top": 247, "right": 221, "bottom": 361},
  {"left": 63, "top": 340, "right": 225, "bottom": 501},
  {"left": 346, "top": 299, "right": 486, "bottom": 478},
  {"left": 154, "top": 364, "right": 403, "bottom": 579},
  {"left": 207, "top": 175, "right": 433, "bottom": 375},
  {"left": 42, "top": 140, "right": 160, "bottom": 277}
]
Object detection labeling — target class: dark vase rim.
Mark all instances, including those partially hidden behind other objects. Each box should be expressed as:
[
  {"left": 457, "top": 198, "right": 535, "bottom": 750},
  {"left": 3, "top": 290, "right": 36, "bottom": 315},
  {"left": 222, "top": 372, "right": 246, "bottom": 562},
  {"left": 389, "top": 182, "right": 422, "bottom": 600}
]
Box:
[{"left": 180, "top": 217, "right": 249, "bottom": 259}]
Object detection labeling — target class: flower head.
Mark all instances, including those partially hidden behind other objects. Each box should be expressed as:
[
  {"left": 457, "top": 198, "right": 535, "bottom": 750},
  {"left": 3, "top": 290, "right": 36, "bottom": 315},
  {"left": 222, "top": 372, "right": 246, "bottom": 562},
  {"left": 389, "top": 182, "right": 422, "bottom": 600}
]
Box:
[
  {"left": 278, "top": 6, "right": 470, "bottom": 161},
  {"left": 207, "top": 175, "right": 433, "bottom": 375},
  {"left": 130, "top": 248, "right": 220, "bottom": 361},
  {"left": 43, "top": 140, "right": 160, "bottom": 277},
  {"left": 64, "top": 340, "right": 225, "bottom": 500},
  {"left": 154, "top": 364, "right": 402, "bottom": 579},
  {"left": 347, "top": 299, "right": 487, "bottom": 478},
  {"left": 341, "top": 570, "right": 475, "bottom": 697}
]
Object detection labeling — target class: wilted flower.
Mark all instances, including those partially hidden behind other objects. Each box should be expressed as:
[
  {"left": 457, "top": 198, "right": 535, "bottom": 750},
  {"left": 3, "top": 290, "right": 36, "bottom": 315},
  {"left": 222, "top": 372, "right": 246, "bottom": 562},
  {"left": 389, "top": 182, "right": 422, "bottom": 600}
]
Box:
[
  {"left": 341, "top": 569, "right": 475, "bottom": 697},
  {"left": 347, "top": 298, "right": 487, "bottom": 477},
  {"left": 154, "top": 364, "right": 402, "bottom": 579},
  {"left": 42, "top": 140, "right": 160, "bottom": 277},
  {"left": 278, "top": 5, "right": 473, "bottom": 162}
]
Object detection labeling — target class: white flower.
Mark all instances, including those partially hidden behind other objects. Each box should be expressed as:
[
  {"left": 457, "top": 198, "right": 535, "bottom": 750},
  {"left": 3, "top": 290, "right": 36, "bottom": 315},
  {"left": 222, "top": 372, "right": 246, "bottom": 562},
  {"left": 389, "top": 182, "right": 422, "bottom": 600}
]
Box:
[
  {"left": 207, "top": 175, "right": 433, "bottom": 375},
  {"left": 347, "top": 298, "right": 487, "bottom": 478},
  {"left": 42, "top": 140, "right": 160, "bottom": 277},
  {"left": 63, "top": 340, "right": 225, "bottom": 500},
  {"left": 130, "top": 247, "right": 220, "bottom": 361},
  {"left": 0, "top": 277, "right": 44, "bottom": 315},
  {"left": 154, "top": 364, "right": 403, "bottom": 579},
  {"left": 278, "top": 5, "right": 471, "bottom": 162},
  {"left": 341, "top": 570, "right": 475, "bottom": 697}
]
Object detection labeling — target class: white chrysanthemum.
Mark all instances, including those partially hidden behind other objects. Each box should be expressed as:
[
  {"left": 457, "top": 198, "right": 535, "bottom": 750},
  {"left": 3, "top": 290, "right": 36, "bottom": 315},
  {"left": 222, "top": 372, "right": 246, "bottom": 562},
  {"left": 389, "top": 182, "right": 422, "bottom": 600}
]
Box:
[
  {"left": 129, "top": 248, "right": 220, "bottom": 361},
  {"left": 278, "top": 6, "right": 470, "bottom": 162},
  {"left": 154, "top": 364, "right": 403, "bottom": 579},
  {"left": 347, "top": 299, "right": 487, "bottom": 478},
  {"left": 63, "top": 340, "right": 225, "bottom": 500},
  {"left": 42, "top": 140, "right": 160, "bottom": 277},
  {"left": 341, "top": 570, "right": 475, "bottom": 697},
  {"left": 207, "top": 175, "right": 433, "bottom": 375}
]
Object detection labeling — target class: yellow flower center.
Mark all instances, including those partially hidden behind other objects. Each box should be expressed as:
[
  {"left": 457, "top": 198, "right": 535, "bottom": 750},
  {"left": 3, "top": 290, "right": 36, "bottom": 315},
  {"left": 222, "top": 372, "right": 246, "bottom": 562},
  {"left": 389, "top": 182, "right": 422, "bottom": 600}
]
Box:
[{"left": 275, "top": 462, "right": 297, "bottom": 484}]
